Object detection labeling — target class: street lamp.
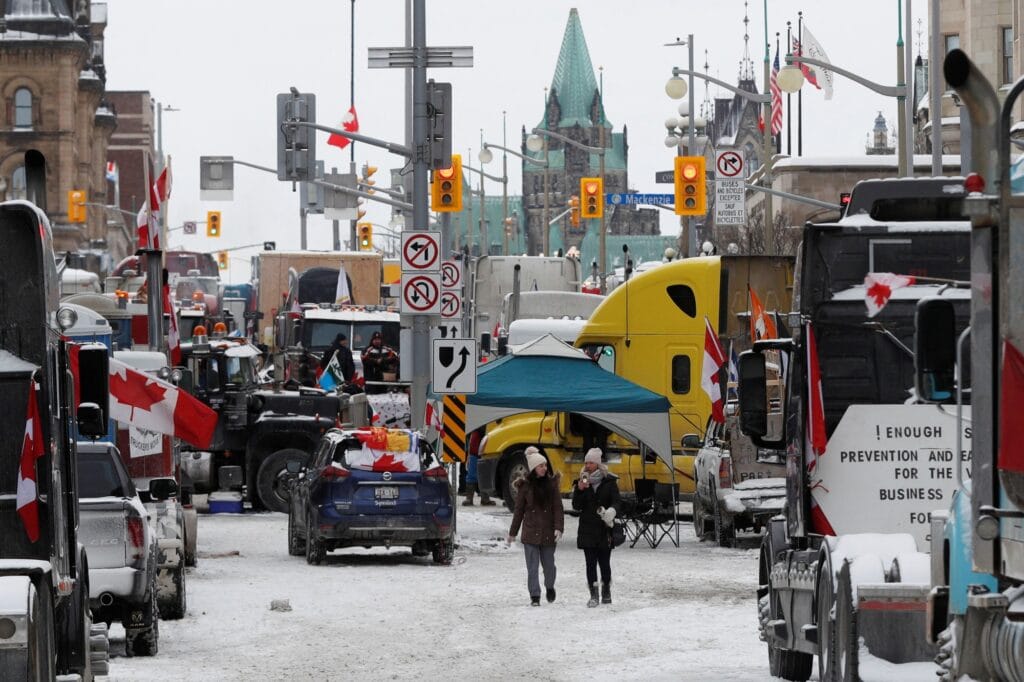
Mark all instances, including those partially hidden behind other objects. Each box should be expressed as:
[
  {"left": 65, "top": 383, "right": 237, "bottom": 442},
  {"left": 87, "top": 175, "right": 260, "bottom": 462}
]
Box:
[
  {"left": 779, "top": 53, "right": 912, "bottom": 176},
  {"left": 529, "top": 126, "right": 607, "bottom": 286},
  {"left": 523, "top": 132, "right": 553, "bottom": 255},
  {"left": 463, "top": 160, "right": 505, "bottom": 257},
  {"left": 480, "top": 141, "right": 547, "bottom": 256},
  {"left": 667, "top": 66, "right": 775, "bottom": 253}
]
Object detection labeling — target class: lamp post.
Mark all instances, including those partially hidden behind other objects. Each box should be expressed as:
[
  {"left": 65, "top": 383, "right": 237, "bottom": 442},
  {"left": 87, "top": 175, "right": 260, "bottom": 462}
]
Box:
[
  {"left": 462, "top": 160, "right": 505, "bottom": 257},
  {"left": 666, "top": 67, "right": 774, "bottom": 252},
  {"left": 663, "top": 105, "right": 709, "bottom": 256},
  {"left": 527, "top": 127, "right": 607, "bottom": 283},
  {"left": 481, "top": 140, "right": 547, "bottom": 255},
  {"left": 524, "top": 132, "right": 552, "bottom": 255},
  {"left": 778, "top": 53, "right": 913, "bottom": 177}
]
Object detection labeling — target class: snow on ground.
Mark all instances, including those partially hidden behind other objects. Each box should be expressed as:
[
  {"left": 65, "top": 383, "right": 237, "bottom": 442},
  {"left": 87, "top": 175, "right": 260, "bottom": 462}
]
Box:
[{"left": 103, "top": 504, "right": 939, "bottom": 681}]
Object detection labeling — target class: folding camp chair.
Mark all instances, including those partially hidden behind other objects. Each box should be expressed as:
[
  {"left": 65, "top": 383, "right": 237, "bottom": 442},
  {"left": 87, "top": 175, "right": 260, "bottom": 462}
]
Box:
[
  {"left": 630, "top": 481, "right": 679, "bottom": 548},
  {"left": 626, "top": 478, "right": 658, "bottom": 548}
]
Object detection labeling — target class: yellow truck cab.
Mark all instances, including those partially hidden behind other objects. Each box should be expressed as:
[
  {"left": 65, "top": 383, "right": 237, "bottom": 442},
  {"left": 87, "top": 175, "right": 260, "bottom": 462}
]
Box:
[{"left": 477, "top": 255, "right": 793, "bottom": 506}]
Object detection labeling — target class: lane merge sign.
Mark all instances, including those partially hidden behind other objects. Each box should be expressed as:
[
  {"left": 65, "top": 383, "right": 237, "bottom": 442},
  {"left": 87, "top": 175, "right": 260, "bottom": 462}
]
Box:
[{"left": 432, "top": 338, "right": 477, "bottom": 394}]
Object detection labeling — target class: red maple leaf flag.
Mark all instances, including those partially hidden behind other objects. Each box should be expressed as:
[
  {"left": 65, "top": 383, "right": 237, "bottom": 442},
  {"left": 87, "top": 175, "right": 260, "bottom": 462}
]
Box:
[
  {"left": 163, "top": 283, "right": 181, "bottom": 365},
  {"left": 109, "top": 357, "right": 216, "bottom": 448},
  {"left": 16, "top": 380, "right": 44, "bottom": 542},
  {"left": 864, "top": 272, "right": 916, "bottom": 318},
  {"left": 136, "top": 156, "right": 162, "bottom": 251},
  {"left": 701, "top": 316, "right": 728, "bottom": 424},
  {"left": 327, "top": 106, "right": 359, "bottom": 150}
]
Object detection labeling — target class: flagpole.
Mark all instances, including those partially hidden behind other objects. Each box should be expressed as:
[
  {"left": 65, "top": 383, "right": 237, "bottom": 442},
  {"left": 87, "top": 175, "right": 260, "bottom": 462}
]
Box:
[
  {"left": 785, "top": 22, "right": 792, "bottom": 156},
  {"left": 775, "top": 32, "right": 782, "bottom": 154},
  {"left": 798, "top": 12, "right": 803, "bottom": 156}
]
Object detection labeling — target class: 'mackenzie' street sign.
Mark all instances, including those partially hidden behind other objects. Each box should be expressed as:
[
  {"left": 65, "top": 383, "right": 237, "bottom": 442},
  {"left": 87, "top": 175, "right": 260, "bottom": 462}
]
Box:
[{"left": 606, "top": 193, "right": 674, "bottom": 206}]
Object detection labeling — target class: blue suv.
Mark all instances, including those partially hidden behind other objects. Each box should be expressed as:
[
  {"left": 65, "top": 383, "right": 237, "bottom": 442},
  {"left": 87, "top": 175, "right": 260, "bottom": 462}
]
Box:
[{"left": 287, "top": 428, "right": 455, "bottom": 565}]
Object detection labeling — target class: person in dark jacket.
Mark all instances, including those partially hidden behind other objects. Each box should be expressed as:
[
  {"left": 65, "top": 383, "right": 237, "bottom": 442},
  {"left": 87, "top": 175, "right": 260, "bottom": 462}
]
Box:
[
  {"left": 361, "top": 331, "right": 399, "bottom": 394},
  {"left": 319, "top": 333, "right": 355, "bottom": 382},
  {"left": 572, "top": 447, "right": 621, "bottom": 607},
  {"left": 507, "top": 447, "right": 564, "bottom": 606}
]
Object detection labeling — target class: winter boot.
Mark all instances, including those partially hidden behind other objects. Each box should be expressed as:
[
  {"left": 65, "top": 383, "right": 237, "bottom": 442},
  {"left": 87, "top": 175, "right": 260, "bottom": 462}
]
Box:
[
  {"left": 601, "top": 581, "right": 612, "bottom": 604},
  {"left": 587, "top": 583, "right": 599, "bottom": 608},
  {"left": 479, "top": 490, "right": 497, "bottom": 506},
  {"left": 531, "top": 596, "right": 540, "bottom": 606},
  {"left": 462, "top": 483, "right": 476, "bottom": 506},
  {"left": 546, "top": 587, "right": 556, "bottom": 603}
]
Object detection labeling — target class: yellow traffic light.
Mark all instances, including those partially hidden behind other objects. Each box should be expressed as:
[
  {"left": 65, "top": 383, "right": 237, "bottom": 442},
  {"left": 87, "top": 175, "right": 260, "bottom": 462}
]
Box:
[
  {"left": 357, "top": 223, "right": 373, "bottom": 251},
  {"left": 431, "top": 154, "right": 463, "bottom": 212},
  {"left": 217, "top": 251, "right": 229, "bottom": 270},
  {"left": 67, "top": 190, "right": 87, "bottom": 223},
  {"left": 569, "top": 195, "right": 580, "bottom": 228},
  {"left": 674, "top": 156, "right": 707, "bottom": 216},
  {"left": 580, "top": 177, "right": 603, "bottom": 219},
  {"left": 206, "top": 211, "right": 222, "bottom": 237}
]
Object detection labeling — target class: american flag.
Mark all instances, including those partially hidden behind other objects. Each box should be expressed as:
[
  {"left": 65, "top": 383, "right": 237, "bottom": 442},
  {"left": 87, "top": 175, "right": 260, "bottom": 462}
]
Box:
[{"left": 770, "top": 46, "right": 783, "bottom": 136}]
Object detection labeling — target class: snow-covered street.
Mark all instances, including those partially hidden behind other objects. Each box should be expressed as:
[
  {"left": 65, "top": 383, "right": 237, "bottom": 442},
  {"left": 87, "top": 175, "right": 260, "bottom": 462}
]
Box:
[
  {"left": 102, "top": 502, "right": 947, "bottom": 681},
  {"left": 105, "top": 503, "right": 778, "bottom": 681}
]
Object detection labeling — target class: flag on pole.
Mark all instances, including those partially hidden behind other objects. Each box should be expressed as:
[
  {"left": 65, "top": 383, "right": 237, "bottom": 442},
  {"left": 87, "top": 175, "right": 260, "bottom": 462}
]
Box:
[
  {"left": 105, "top": 161, "right": 119, "bottom": 183},
  {"left": 793, "top": 23, "right": 834, "bottom": 100},
  {"left": 327, "top": 106, "right": 359, "bottom": 150},
  {"left": 319, "top": 352, "right": 344, "bottom": 391},
  {"left": 335, "top": 262, "right": 351, "bottom": 305},
  {"left": 749, "top": 286, "right": 778, "bottom": 341},
  {"left": 156, "top": 159, "right": 172, "bottom": 204},
  {"left": 163, "top": 283, "right": 181, "bottom": 365},
  {"left": 16, "top": 380, "right": 44, "bottom": 543},
  {"left": 864, "top": 272, "right": 916, "bottom": 318},
  {"left": 804, "top": 321, "right": 835, "bottom": 535},
  {"left": 770, "top": 46, "right": 783, "bottom": 136},
  {"left": 727, "top": 342, "right": 740, "bottom": 400},
  {"left": 136, "top": 156, "right": 161, "bottom": 250},
  {"left": 701, "top": 316, "right": 728, "bottom": 423}
]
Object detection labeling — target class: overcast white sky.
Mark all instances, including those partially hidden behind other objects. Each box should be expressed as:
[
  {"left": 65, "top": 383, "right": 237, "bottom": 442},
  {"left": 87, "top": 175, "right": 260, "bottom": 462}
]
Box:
[{"left": 102, "top": 0, "right": 930, "bottom": 282}]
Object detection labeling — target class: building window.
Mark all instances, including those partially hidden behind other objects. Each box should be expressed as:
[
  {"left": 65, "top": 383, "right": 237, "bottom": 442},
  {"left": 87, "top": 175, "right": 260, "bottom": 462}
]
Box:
[
  {"left": 671, "top": 355, "right": 691, "bottom": 394},
  {"left": 1003, "top": 27, "right": 1014, "bottom": 85},
  {"left": 13, "top": 88, "right": 33, "bottom": 129},
  {"left": 11, "top": 166, "right": 26, "bottom": 200}
]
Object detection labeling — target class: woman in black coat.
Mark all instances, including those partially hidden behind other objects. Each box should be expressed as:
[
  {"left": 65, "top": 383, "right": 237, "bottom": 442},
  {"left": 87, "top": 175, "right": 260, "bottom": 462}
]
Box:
[{"left": 571, "top": 447, "right": 621, "bottom": 607}]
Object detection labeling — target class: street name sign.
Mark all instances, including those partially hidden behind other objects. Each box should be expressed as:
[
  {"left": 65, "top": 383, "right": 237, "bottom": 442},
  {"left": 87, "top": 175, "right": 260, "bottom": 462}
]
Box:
[{"left": 606, "top": 193, "right": 675, "bottom": 206}]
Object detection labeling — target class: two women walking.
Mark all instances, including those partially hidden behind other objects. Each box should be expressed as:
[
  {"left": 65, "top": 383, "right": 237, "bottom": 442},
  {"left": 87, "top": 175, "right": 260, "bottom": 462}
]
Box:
[{"left": 508, "top": 446, "right": 620, "bottom": 608}]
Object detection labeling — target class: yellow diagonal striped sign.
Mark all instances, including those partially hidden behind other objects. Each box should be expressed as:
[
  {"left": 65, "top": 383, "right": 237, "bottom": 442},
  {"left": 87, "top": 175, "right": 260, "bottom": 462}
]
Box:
[{"left": 441, "top": 394, "right": 466, "bottom": 463}]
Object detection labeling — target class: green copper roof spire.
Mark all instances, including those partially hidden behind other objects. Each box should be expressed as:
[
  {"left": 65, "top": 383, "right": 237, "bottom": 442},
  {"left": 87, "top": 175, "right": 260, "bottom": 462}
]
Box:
[{"left": 540, "top": 8, "right": 609, "bottom": 129}]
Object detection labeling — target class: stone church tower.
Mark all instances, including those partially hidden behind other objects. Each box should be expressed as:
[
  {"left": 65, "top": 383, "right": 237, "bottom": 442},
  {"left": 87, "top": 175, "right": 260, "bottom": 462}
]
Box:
[{"left": 520, "top": 8, "right": 658, "bottom": 258}]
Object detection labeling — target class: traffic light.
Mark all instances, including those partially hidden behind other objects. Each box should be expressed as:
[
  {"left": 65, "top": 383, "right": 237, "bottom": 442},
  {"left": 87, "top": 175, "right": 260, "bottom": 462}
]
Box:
[
  {"left": 580, "top": 177, "right": 604, "bottom": 219},
  {"left": 217, "top": 251, "right": 229, "bottom": 270},
  {"left": 431, "top": 153, "right": 463, "bottom": 212},
  {"left": 206, "top": 210, "right": 222, "bottom": 237},
  {"left": 360, "top": 164, "right": 378, "bottom": 194},
  {"left": 67, "top": 189, "right": 86, "bottom": 223},
  {"left": 569, "top": 195, "right": 580, "bottom": 228},
  {"left": 357, "top": 223, "right": 373, "bottom": 251},
  {"left": 674, "top": 156, "right": 707, "bottom": 216}
]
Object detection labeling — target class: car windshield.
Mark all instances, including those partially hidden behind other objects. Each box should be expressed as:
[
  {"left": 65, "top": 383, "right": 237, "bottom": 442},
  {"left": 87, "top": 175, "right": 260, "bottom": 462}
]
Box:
[
  {"left": 224, "top": 356, "right": 258, "bottom": 386},
  {"left": 305, "top": 321, "right": 351, "bottom": 351},
  {"left": 78, "top": 451, "right": 128, "bottom": 498},
  {"left": 352, "top": 322, "right": 400, "bottom": 352}
]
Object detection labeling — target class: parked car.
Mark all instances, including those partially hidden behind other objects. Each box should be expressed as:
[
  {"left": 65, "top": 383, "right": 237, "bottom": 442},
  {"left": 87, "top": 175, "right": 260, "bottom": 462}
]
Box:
[
  {"left": 77, "top": 441, "right": 163, "bottom": 656},
  {"left": 287, "top": 428, "right": 454, "bottom": 565},
  {"left": 689, "top": 407, "right": 786, "bottom": 548}
]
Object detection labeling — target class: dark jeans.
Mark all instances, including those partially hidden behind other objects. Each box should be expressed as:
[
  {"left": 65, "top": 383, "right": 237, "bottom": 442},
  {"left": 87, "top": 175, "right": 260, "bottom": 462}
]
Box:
[{"left": 583, "top": 547, "right": 612, "bottom": 585}]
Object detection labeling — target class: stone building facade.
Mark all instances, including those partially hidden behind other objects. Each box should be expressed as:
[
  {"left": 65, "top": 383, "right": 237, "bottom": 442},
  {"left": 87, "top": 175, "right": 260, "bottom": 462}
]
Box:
[
  {"left": 520, "top": 8, "right": 658, "bottom": 266},
  {"left": 0, "top": 0, "right": 126, "bottom": 266}
]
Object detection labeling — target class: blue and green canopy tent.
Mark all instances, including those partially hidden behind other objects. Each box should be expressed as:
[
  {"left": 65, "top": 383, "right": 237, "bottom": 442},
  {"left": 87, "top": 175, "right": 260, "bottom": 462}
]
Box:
[{"left": 459, "top": 335, "right": 673, "bottom": 466}]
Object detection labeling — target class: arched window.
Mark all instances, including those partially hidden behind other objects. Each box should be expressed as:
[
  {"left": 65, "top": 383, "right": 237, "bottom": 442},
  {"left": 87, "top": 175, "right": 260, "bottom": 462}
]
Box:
[
  {"left": 11, "top": 166, "right": 26, "bottom": 200},
  {"left": 14, "top": 88, "right": 33, "bottom": 129}
]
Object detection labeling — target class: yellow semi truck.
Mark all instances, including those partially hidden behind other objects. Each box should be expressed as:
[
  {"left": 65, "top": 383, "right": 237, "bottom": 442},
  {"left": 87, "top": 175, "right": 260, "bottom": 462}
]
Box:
[{"left": 476, "top": 255, "right": 793, "bottom": 505}]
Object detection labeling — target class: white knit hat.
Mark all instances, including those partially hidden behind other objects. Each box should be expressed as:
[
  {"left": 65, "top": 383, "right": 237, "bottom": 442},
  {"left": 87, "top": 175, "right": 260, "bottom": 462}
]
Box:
[
  {"left": 584, "top": 447, "right": 603, "bottom": 465},
  {"left": 525, "top": 446, "right": 546, "bottom": 472}
]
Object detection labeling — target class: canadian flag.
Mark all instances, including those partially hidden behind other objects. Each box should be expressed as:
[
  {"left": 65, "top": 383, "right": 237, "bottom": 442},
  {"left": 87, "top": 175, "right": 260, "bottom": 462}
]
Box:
[
  {"left": 425, "top": 399, "right": 443, "bottom": 430},
  {"left": 156, "top": 160, "right": 172, "bottom": 204},
  {"left": 864, "top": 272, "right": 916, "bottom": 318},
  {"left": 804, "top": 322, "right": 836, "bottom": 535},
  {"left": 136, "top": 159, "right": 162, "bottom": 251},
  {"left": 701, "top": 316, "right": 728, "bottom": 423},
  {"left": 162, "top": 283, "right": 181, "bottom": 365},
  {"left": 16, "top": 381, "right": 44, "bottom": 542},
  {"left": 108, "top": 356, "right": 217, "bottom": 449},
  {"left": 327, "top": 106, "right": 359, "bottom": 150}
]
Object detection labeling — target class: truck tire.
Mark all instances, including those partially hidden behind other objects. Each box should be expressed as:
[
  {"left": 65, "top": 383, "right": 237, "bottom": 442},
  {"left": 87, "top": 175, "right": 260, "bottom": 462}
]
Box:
[
  {"left": 288, "top": 507, "right": 305, "bottom": 556},
  {"left": 712, "top": 489, "right": 736, "bottom": 548},
  {"left": 157, "top": 562, "right": 187, "bottom": 620},
  {"left": 816, "top": 565, "right": 836, "bottom": 682},
  {"left": 760, "top": 536, "right": 812, "bottom": 681},
  {"left": 257, "top": 448, "right": 311, "bottom": 513},
  {"left": 692, "top": 495, "right": 709, "bottom": 540},
  {"left": 183, "top": 507, "right": 198, "bottom": 567},
  {"left": 501, "top": 450, "right": 530, "bottom": 512},
  {"left": 835, "top": 560, "right": 859, "bottom": 682},
  {"left": 125, "top": 586, "right": 159, "bottom": 657},
  {"left": 305, "top": 511, "right": 326, "bottom": 565}
]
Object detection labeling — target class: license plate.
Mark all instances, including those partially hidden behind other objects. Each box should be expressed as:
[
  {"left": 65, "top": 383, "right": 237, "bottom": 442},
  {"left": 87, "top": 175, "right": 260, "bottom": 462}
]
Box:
[{"left": 374, "top": 486, "right": 399, "bottom": 500}]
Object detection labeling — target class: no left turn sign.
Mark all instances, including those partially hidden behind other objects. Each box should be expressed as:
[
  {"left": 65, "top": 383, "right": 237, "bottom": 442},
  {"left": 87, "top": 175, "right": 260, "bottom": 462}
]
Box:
[{"left": 401, "top": 231, "right": 441, "bottom": 272}]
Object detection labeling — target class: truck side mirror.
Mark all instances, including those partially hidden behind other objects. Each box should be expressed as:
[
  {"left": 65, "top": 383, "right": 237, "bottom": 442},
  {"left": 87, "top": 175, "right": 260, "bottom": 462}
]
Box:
[
  {"left": 76, "top": 402, "right": 105, "bottom": 438},
  {"left": 149, "top": 477, "right": 179, "bottom": 501},
  {"left": 915, "top": 298, "right": 956, "bottom": 403},
  {"left": 681, "top": 434, "right": 702, "bottom": 450},
  {"left": 737, "top": 351, "right": 768, "bottom": 438}
]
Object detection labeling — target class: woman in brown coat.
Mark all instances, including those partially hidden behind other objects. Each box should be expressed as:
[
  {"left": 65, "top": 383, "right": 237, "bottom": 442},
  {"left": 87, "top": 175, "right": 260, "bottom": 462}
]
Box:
[{"left": 507, "top": 447, "right": 564, "bottom": 606}]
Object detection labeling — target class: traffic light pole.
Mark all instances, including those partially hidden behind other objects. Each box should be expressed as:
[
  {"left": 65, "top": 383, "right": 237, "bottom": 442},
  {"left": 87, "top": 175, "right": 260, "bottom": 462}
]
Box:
[{"left": 409, "top": 0, "right": 430, "bottom": 429}]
